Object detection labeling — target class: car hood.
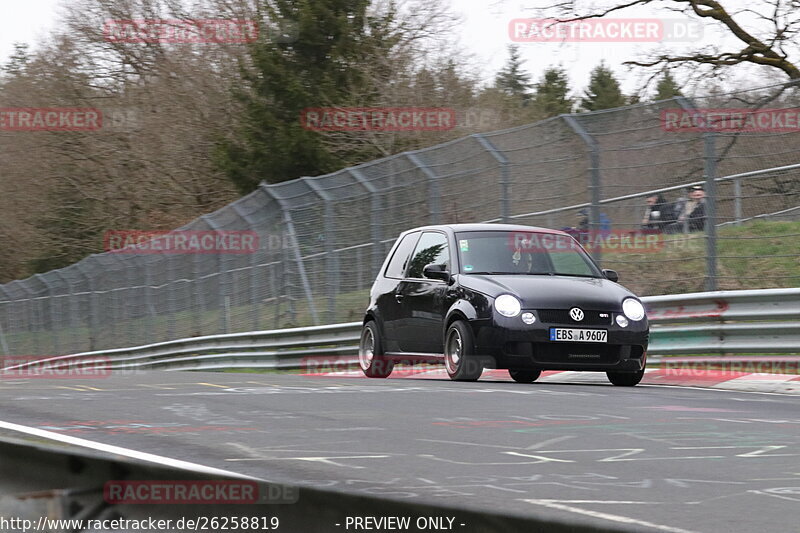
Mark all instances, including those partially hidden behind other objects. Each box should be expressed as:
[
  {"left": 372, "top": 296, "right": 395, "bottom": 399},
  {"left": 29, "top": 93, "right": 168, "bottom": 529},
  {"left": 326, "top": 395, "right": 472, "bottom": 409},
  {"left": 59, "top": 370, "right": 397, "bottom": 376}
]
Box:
[{"left": 458, "top": 274, "right": 637, "bottom": 310}]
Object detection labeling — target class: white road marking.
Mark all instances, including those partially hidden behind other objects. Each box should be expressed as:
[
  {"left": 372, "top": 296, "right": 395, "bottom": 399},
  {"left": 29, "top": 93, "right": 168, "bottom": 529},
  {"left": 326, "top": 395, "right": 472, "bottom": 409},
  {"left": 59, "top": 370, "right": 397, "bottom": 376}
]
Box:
[
  {"left": 524, "top": 435, "right": 576, "bottom": 450},
  {"left": 0, "top": 419, "right": 255, "bottom": 479},
  {"left": 748, "top": 490, "right": 800, "bottom": 503},
  {"left": 521, "top": 499, "right": 699, "bottom": 533}
]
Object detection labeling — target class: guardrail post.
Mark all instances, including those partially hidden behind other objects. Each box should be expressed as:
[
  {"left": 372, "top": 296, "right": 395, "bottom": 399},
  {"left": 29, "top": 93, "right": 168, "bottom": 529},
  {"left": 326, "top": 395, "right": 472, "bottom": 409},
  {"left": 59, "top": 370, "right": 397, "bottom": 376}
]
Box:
[
  {"left": 260, "top": 184, "right": 320, "bottom": 326},
  {"left": 562, "top": 115, "right": 602, "bottom": 264},
  {"left": 473, "top": 134, "right": 511, "bottom": 223},
  {"left": 406, "top": 152, "right": 441, "bottom": 224},
  {"left": 349, "top": 168, "right": 384, "bottom": 279}
]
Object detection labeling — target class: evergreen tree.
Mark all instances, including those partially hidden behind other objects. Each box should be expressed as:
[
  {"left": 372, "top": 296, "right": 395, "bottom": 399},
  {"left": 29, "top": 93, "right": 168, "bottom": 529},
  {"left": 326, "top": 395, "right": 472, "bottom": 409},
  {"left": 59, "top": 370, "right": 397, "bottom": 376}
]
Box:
[
  {"left": 580, "top": 62, "right": 626, "bottom": 111},
  {"left": 655, "top": 71, "right": 683, "bottom": 100},
  {"left": 494, "top": 45, "right": 532, "bottom": 104},
  {"left": 215, "top": 0, "right": 395, "bottom": 193},
  {"left": 532, "top": 66, "right": 573, "bottom": 117}
]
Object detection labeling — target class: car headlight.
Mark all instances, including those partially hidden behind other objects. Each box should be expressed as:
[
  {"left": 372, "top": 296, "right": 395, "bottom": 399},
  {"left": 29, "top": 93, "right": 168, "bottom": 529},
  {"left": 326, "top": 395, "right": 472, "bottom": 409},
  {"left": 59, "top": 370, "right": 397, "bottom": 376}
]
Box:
[
  {"left": 495, "top": 294, "right": 522, "bottom": 317},
  {"left": 622, "top": 298, "right": 646, "bottom": 321}
]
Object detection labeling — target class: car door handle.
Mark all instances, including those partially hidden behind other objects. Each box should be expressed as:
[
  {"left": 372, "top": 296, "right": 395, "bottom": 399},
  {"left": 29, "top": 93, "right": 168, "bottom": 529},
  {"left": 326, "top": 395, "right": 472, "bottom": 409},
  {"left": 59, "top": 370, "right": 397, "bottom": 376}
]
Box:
[{"left": 395, "top": 293, "right": 404, "bottom": 303}]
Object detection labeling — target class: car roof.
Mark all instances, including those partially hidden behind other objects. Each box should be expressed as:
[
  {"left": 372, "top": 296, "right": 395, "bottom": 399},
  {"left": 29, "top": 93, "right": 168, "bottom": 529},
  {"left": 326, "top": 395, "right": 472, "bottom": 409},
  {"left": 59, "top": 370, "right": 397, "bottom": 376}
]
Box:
[{"left": 404, "top": 223, "right": 569, "bottom": 235}]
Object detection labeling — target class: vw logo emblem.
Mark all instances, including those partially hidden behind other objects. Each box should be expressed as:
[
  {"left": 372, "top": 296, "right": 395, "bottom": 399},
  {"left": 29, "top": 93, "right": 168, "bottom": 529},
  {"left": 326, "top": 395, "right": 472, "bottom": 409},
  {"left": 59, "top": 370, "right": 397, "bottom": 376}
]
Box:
[{"left": 569, "top": 307, "right": 584, "bottom": 322}]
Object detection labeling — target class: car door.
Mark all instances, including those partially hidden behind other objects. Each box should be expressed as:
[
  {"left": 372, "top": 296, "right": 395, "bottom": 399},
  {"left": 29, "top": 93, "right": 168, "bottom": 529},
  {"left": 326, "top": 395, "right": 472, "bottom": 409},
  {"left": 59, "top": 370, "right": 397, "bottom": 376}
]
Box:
[
  {"left": 376, "top": 231, "right": 420, "bottom": 352},
  {"left": 395, "top": 231, "right": 451, "bottom": 354}
]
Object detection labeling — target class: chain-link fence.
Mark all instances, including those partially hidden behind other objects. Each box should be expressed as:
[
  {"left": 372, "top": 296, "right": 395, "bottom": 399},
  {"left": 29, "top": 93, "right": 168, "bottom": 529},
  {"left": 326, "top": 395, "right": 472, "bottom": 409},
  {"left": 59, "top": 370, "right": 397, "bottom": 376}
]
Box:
[{"left": 2, "top": 82, "right": 800, "bottom": 356}]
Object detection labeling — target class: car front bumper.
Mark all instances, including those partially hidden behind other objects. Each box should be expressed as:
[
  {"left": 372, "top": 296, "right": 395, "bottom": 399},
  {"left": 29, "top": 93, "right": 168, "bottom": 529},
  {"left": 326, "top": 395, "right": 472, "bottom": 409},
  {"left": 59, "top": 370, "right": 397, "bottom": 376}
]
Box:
[{"left": 471, "top": 314, "right": 649, "bottom": 372}]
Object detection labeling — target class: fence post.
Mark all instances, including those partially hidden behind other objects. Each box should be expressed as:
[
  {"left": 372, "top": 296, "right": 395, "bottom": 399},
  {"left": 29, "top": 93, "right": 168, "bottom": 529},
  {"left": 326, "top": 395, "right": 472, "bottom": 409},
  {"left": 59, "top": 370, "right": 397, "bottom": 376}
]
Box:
[
  {"left": 0, "top": 287, "right": 12, "bottom": 355},
  {"left": 704, "top": 131, "right": 719, "bottom": 291},
  {"left": 201, "top": 215, "right": 231, "bottom": 334},
  {"left": 230, "top": 202, "right": 263, "bottom": 332},
  {"left": 473, "top": 134, "right": 511, "bottom": 223},
  {"left": 74, "top": 264, "right": 97, "bottom": 352},
  {"left": 34, "top": 274, "right": 59, "bottom": 355},
  {"left": 406, "top": 152, "right": 442, "bottom": 224},
  {"left": 349, "top": 168, "right": 384, "bottom": 279},
  {"left": 734, "top": 178, "right": 743, "bottom": 225},
  {"left": 562, "top": 115, "right": 602, "bottom": 264},
  {"left": 676, "top": 96, "right": 719, "bottom": 291},
  {"left": 260, "top": 184, "right": 320, "bottom": 326},
  {"left": 303, "top": 177, "right": 338, "bottom": 323},
  {"left": 52, "top": 271, "right": 80, "bottom": 353}
]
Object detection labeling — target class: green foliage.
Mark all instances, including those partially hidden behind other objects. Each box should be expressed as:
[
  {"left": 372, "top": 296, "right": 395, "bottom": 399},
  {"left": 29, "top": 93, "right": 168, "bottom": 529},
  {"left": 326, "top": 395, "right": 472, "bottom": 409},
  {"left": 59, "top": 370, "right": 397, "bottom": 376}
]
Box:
[
  {"left": 494, "top": 45, "right": 533, "bottom": 105},
  {"left": 532, "top": 66, "right": 573, "bottom": 117},
  {"left": 407, "top": 244, "right": 445, "bottom": 278},
  {"left": 581, "top": 62, "right": 626, "bottom": 111},
  {"left": 655, "top": 71, "right": 683, "bottom": 100},
  {"left": 215, "top": 0, "right": 395, "bottom": 193}
]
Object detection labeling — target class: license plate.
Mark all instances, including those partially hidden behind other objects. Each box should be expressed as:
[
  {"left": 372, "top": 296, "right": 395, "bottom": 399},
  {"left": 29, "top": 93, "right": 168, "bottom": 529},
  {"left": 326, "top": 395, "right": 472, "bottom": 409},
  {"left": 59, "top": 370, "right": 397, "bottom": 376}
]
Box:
[{"left": 549, "top": 328, "right": 608, "bottom": 343}]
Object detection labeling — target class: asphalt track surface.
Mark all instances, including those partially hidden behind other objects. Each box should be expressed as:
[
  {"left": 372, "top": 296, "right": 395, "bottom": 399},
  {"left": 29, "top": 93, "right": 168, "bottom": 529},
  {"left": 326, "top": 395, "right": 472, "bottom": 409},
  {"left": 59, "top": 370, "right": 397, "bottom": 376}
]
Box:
[{"left": 1, "top": 371, "right": 799, "bottom": 533}]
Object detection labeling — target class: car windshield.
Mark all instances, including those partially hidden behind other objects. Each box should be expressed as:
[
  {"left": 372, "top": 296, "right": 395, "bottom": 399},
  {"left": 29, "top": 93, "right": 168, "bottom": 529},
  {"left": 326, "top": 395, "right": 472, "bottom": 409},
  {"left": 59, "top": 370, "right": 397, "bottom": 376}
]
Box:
[{"left": 455, "top": 230, "right": 602, "bottom": 278}]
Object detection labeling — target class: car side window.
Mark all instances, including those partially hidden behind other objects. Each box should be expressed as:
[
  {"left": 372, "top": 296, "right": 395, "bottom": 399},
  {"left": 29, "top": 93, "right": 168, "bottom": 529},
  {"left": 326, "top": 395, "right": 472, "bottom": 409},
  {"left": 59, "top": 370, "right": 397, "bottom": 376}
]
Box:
[
  {"left": 549, "top": 249, "right": 594, "bottom": 276},
  {"left": 384, "top": 232, "right": 420, "bottom": 279},
  {"left": 406, "top": 232, "right": 449, "bottom": 279}
]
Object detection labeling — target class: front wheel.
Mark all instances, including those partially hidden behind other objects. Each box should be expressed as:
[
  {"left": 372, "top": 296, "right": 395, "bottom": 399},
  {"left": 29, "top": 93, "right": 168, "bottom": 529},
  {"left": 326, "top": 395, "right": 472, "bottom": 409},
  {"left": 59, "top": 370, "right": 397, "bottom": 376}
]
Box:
[
  {"left": 509, "top": 369, "right": 541, "bottom": 383},
  {"left": 607, "top": 370, "right": 644, "bottom": 387},
  {"left": 359, "top": 322, "right": 394, "bottom": 378},
  {"left": 444, "top": 321, "right": 483, "bottom": 381}
]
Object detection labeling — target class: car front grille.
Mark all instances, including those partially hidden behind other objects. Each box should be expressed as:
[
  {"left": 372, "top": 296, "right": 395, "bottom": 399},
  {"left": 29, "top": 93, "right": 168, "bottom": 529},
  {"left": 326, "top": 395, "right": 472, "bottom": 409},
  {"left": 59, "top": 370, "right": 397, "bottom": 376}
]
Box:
[
  {"left": 536, "top": 309, "right": 614, "bottom": 326},
  {"left": 534, "top": 343, "right": 621, "bottom": 365}
]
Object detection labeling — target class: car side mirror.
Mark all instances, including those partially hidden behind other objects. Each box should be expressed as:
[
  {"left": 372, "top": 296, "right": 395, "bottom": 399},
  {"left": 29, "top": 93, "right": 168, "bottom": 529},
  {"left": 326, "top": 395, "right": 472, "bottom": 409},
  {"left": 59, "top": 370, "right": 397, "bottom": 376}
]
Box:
[
  {"left": 602, "top": 269, "right": 619, "bottom": 283},
  {"left": 423, "top": 263, "right": 450, "bottom": 282}
]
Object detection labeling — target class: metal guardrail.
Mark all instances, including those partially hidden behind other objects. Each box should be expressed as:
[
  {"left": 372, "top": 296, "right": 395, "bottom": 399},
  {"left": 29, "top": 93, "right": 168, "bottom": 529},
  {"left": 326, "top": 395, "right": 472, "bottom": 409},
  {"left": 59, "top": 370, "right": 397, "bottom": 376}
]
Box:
[{"left": 3, "top": 289, "right": 799, "bottom": 374}]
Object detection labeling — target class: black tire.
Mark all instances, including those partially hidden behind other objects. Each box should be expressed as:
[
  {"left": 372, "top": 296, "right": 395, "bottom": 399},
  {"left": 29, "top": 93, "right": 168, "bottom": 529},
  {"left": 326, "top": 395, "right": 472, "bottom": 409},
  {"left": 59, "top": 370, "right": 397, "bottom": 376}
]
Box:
[
  {"left": 444, "top": 321, "right": 483, "bottom": 381},
  {"left": 508, "top": 369, "right": 542, "bottom": 383},
  {"left": 607, "top": 370, "right": 644, "bottom": 387},
  {"left": 359, "top": 321, "right": 394, "bottom": 378}
]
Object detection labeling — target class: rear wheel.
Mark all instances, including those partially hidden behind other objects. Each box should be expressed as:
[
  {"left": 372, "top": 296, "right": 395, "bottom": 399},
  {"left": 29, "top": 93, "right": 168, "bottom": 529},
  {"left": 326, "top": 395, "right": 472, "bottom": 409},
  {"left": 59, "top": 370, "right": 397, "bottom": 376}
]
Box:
[
  {"left": 359, "top": 321, "right": 394, "bottom": 378},
  {"left": 508, "top": 369, "right": 541, "bottom": 383},
  {"left": 444, "top": 321, "right": 483, "bottom": 381},
  {"left": 607, "top": 370, "right": 644, "bottom": 387}
]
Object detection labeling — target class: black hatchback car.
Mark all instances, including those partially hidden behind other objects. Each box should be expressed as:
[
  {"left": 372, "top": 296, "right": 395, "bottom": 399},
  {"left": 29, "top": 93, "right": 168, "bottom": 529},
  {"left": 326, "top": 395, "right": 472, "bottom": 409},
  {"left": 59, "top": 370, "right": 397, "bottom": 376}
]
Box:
[{"left": 359, "top": 224, "right": 649, "bottom": 386}]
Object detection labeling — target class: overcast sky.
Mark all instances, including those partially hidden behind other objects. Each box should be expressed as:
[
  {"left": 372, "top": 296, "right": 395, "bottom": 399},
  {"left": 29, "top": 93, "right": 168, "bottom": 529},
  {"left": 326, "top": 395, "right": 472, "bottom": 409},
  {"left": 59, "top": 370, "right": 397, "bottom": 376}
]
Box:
[{"left": 0, "top": 0, "right": 784, "bottom": 98}]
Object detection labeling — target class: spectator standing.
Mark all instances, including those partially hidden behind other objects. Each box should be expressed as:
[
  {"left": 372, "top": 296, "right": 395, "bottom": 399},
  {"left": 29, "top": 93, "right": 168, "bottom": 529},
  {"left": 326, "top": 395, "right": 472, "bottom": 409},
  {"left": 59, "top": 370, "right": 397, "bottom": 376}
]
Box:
[
  {"left": 641, "top": 193, "right": 675, "bottom": 231},
  {"left": 672, "top": 185, "right": 707, "bottom": 232}
]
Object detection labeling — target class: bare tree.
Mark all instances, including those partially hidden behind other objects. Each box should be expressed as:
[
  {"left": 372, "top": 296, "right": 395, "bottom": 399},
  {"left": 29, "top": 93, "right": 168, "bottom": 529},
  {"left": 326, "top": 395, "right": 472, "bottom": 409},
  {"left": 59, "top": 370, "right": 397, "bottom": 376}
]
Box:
[{"left": 535, "top": 0, "right": 800, "bottom": 87}]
